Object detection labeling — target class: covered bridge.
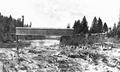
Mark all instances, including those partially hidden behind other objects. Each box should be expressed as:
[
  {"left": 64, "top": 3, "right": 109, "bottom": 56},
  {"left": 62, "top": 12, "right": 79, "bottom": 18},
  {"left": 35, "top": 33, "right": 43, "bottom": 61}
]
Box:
[{"left": 16, "top": 27, "right": 73, "bottom": 40}]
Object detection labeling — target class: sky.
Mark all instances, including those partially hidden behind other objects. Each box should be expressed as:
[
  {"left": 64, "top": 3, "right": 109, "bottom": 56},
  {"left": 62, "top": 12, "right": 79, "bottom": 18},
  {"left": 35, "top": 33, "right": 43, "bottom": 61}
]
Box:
[{"left": 0, "top": 0, "right": 120, "bottom": 28}]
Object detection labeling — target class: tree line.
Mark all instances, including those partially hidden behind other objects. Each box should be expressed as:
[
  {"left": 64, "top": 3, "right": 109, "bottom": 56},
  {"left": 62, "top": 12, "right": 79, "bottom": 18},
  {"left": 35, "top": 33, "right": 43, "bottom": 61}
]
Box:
[
  {"left": 70, "top": 16, "right": 108, "bottom": 34},
  {"left": 108, "top": 21, "right": 120, "bottom": 38},
  {"left": 67, "top": 16, "right": 120, "bottom": 38},
  {"left": 0, "top": 13, "right": 31, "bottom": 43}
]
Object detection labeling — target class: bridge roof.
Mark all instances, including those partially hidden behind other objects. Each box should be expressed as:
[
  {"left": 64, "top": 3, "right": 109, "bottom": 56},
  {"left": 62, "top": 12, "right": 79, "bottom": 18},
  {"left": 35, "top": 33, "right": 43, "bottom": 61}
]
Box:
[
  {"left": 16, "top": 27, "right": 73, "bottom": 36},
  {"left": 16, "top": 27, "right": 71, "bottom": 29}
]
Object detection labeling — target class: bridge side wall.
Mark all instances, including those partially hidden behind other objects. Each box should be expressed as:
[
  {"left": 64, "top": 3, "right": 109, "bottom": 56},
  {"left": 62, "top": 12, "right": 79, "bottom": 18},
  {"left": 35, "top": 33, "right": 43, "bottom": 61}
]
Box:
[{"left": 16, "top": 27, "right": 73, "bottom": 36}]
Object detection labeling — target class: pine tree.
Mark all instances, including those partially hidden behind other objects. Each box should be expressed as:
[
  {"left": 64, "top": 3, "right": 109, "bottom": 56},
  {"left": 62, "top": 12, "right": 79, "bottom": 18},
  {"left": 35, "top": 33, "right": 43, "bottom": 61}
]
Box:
[
  {"left": 0, "top": 13, "right": 26, "bottom": 42},
  {"left": 4, "top": 17, "right": 10, "bottom": 33},
  {"left": 113, "top": 23, "right": 117, "bottom": 31},
  {"left": 73, "top": 20, "right": 81, "bottom": 34},
  {"left": 112, "top": 23, "right": 117, "bottom": 36},
  {"left": 81, "top": 16, "right": 88, "bottom": 34},
  {"left": 116, "top": 27, "right": 120, "bottom": 37},
  {"left": 73, "top": 20, "right": 78, "bottom": 34},
  {"left": 117, "top": 20, "right": 120, "bottom": 29},
  {"left": 103, "top": 22, "right": 108, "bottom": 33},
  {"left": 30, "top": 22, "right": 32, "bottom": 27},
  {"left": 73, "top": 20, "right": 77, "bottom": 29},
  {"left": 116, "top": 21, "right": 120, "bottom": 37},
  {"left": 9, "top": 15, "right": 12, "bottom": 21},
  {"left": 90, "top": 17, "right": 98, "bottom": 33},
  {"left": 97, "top": 17, "right": 103, "bottom": 33},
  {"left": 67, "top": 24, "right": 70, "bottom": 28}
]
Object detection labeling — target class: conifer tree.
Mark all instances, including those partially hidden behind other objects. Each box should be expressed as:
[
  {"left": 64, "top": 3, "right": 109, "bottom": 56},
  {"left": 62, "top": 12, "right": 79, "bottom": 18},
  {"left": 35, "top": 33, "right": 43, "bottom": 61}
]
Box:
[
  {"left": 116, "top": 21, "right": 120, "bottom": 37},
  {"left": 67, "top": 24, "right": 70, "bottom": 28},
  {"left": 73, "top": 20, "right": 78, "bottom": 34},
  {"left": 97, "top": 17, "right": 103, "bottom": 33},
  {"left": 73, "top": 20, "right": 81, "bottom": 34},
  {"left": 112, "top": 23, "right": 117, "bottom": 36},
  {"left": 113, "top": 23, "right": 117, "bottom": 31},
  {"left": 116, "top": 27, "right": 120, "bottom": 37},
  {"left": 117, "top": 20, "right": 120, "bottom": 29},
  {"left": 81, "top": 16, "right": 88, "bottom": 34},
  {"left": 90, "top": 17, "right": 98, "bottom": 33},
  {"left": 0, "top": 14, "right": 26, "bottom": 42},
  {"left": 103, "top": 22, "right": 108, "bottom": 33}
]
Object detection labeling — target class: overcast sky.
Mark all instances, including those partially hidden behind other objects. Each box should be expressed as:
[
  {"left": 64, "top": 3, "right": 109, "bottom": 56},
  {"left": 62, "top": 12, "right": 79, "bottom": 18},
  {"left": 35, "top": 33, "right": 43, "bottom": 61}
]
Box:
[{"left": 0, "top": 0, "right": 120, "bottom": 28}]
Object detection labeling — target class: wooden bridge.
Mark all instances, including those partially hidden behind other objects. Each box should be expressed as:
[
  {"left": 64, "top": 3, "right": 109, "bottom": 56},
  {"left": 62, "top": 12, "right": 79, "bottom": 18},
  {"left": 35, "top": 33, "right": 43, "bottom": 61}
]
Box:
[{"left": 16, "top": 27, "right": 73, "bottom": 40}]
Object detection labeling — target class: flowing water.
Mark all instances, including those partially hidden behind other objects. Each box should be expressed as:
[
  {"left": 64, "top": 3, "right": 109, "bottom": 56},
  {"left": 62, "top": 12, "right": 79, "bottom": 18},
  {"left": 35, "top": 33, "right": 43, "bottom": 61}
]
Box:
[
  {"left": 30, "top": 39, "right": 60, "bottom": 47},
  {"left": 1, "top": 39, "right": 120, "bottom": 72}
]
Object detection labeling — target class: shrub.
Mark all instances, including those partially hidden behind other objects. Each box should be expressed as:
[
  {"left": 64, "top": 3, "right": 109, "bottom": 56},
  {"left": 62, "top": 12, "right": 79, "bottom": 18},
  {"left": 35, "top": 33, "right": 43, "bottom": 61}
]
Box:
[{"left": 60, "top": 34, "right": 100, "bottom": 46}]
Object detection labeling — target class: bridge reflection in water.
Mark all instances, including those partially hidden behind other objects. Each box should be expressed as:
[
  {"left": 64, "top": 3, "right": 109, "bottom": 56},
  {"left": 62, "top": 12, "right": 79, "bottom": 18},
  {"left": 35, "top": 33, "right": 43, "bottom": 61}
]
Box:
[{"left": 16, "top": 27, "right": 73, "bottom": 40}]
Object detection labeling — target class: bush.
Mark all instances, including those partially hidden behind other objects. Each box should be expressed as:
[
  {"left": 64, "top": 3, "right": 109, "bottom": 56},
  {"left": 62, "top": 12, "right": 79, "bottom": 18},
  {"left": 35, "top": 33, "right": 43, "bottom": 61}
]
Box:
[{"left": 60, "top": 34, "right": 100, "bottom": 46}]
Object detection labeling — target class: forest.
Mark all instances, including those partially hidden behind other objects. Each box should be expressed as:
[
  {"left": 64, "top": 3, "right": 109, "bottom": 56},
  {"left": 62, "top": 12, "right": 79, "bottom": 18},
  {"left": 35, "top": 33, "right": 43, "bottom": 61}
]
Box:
[
  {"left": 71, "top": 16, "right": 120, "bottom": 38},
  {"left": 0, "top": 13, "right": 31, "bottom": 43}
]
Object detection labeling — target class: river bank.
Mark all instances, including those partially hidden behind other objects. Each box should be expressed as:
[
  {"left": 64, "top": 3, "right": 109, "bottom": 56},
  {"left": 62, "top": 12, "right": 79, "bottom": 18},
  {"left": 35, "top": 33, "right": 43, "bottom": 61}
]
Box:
[{"left": 0, "top": 41, "right": 31, "bottom": 48}]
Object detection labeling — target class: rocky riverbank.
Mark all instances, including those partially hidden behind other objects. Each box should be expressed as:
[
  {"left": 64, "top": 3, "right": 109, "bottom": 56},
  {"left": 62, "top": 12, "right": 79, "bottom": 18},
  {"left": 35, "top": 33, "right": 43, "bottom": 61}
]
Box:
[{"left": 0, "top": 40, "right": 120, "bottom": 72}]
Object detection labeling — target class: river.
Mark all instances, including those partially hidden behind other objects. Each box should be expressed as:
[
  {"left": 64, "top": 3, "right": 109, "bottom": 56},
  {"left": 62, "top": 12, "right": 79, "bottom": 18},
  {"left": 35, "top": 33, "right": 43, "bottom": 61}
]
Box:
[
  {"left": 30, "top": 39, "right": 60, "bottom": 47},
  {"left": 0, "top": 39, "right": 120, "bottom": 72}
]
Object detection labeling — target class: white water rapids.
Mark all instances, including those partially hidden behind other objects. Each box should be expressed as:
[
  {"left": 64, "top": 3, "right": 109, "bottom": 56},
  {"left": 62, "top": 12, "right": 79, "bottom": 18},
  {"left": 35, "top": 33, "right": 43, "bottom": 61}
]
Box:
[{"left": 30, "top": 39, "right": 60, "bottom": 47}]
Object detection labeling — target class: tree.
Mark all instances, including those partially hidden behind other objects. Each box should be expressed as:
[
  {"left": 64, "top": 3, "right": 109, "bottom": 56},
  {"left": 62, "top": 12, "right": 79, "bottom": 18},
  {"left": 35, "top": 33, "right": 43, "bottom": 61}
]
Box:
[
  {"left": 90, "top": 17, "right": 98, "bottom": 33},
  {"left": 117, "top": 20, "right": 120, "bottom": 29},
  {"left": 4, "top": 17, "right": 11, "bottom": 33},
  {"left": 30, "top": 22, "right": 32, "bottom": 27},
  {"left": 73, "top": 20, "right": 81, "bottom": 34},
  {"left": 116, "top": 21, "right": 120, "bottom": 37},
  {"left": 9, "top": 15, "right": 12, "bottom": 21},
  {"left": 67, "top": 24, "right": 70, "bottom": 28},
  {"left": 108, "top": 23, "right": 120, "bottom": 37},
  {"left": 73, "top": 20, "right": 78, "bottom": 34},
  {"left": 97, "top": 17, "right": 103, "bottom": 33},
  {"left": 103, "top": 22, "right": 108, "bottom": 33},
  {"left": 116, "top": 27, "right": 120, "bottom": 38},
  {"left": 112, "top": 23, "right": 117, "bottom": 36},
  {"left": 81, "top": 16, "right": 88, "bottom": 34},
  {"left": 113, "top": 23, "right": 117, "bottom": 31},
  {"left": 0, "top": 13, "right": 27, "bottom": 42},
  {"left": 73, "top": 20, "right": 77, "bottom": 28}
]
